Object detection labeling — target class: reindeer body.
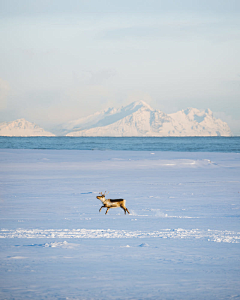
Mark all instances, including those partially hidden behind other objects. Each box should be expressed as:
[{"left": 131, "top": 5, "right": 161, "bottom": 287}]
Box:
[{"left": 97, "top": 193, "right": 130, "bottom": 215}]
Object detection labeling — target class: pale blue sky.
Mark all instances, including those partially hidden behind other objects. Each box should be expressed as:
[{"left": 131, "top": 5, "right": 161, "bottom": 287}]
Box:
[{"left": 0, "top": 0, "right": 240, "bottom": 134}]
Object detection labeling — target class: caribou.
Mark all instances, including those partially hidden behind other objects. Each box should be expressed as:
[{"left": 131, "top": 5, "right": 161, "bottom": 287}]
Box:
[{"left": 96, "top": 192, "right": 130, "bottom": 215}]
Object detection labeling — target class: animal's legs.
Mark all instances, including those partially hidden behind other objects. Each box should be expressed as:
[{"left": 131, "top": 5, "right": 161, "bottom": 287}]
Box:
[
  {"left": 121, "top": 205, "right": 130, "bottom": 214},
  {"left": 99, "top": 206, "right": 104, "bottom": 212},
  {"left": 126, "top": 208, "right": 130, "bottom": 214},
  {"left": 120, "top": 206, "right": 126, "bottom": 214}
]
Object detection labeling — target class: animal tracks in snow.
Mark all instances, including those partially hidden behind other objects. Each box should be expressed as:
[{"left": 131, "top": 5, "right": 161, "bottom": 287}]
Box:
[{"left": 0, "top": 228, "right": 239, "bottom": 243}]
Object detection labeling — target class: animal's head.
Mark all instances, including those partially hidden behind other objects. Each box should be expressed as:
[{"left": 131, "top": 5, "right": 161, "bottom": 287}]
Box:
[{"left": 96, "top": 191, "right": 108, "bottom": 202}]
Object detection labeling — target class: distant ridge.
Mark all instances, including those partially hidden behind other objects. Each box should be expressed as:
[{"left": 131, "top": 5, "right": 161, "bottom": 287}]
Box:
[
  {"left": 0, "top": 119, "right": 55, "bottom": 136},
  {"left": 64, "top": 101, "right": 232, "bottom": 137},
  {"left": 0, "top": 102, "right": 232, "bottom": 137}
]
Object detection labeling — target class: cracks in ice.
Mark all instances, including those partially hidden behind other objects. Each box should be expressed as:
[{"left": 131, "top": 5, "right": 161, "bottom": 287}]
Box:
[{"left": 0, "top": 228, "right": 239, "bottom": 243}]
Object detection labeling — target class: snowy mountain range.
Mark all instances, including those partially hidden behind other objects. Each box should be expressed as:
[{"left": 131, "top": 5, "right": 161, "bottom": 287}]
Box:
[
  {"left": 0, "top": 118, "right": 55, "bottom": 136},
  {"left": 0, "top": 101, "right": 232, "bottom": 137},
  {"left": 64, "top": 101, "right": 232, "bottom": 137}
]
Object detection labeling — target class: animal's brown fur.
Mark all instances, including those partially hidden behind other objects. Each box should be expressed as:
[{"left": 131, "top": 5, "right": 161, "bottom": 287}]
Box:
[{"left": 97, "top": 193, "right": 130, "bottom": 215}]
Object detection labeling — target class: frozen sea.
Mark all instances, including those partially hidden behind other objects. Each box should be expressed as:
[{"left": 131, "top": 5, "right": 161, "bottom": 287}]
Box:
[{"left": 0, "top": 137, "right": 240, "bottom": 299}]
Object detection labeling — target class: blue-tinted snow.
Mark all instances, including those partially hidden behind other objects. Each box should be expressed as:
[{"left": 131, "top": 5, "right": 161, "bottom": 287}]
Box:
[{"left": 0, "top": 149, "right": 239, "bottom": 299}]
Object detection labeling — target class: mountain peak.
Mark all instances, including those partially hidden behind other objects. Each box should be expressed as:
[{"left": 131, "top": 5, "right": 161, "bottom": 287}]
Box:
[
  {"left": 181, "top": 107, "right": 215, "bottom": 123},
  {"left": 12, "top": 118, "right": 32, "bottom": 126},
  {"left": 0, "top": 119, "right": 55, "bottom": 136},
  {"left": 2, "top": 102, "right": 232, "bottom": 137},
  {"left": 65, "top": 102, "right": 232, "bottom": 137},
  {"left": 126, "top": 100, "right": 153, "bottom": 111}
]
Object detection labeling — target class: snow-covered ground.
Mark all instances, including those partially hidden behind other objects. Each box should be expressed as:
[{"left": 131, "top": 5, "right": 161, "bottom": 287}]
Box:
[{"left": 0, "top": 149, "right": 240, "bottom": 299}]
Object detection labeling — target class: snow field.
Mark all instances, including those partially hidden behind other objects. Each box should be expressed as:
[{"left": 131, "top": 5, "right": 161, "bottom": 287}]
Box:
[
  {"left": 0, "top": 149, "right": 240, "bottom": 299},
  {"left": 1, "top": 228, "right": 240, "bottom": 243}
]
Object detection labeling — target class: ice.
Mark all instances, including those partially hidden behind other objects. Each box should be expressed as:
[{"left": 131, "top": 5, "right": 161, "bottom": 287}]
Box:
[{"left": 0, "top": 149, "right": 240, "bottom": 299}]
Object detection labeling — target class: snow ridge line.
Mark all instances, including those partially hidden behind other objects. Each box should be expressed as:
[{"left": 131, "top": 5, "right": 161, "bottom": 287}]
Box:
[{"left": 0, "top": 228, "right": 239, "bottom": 243}]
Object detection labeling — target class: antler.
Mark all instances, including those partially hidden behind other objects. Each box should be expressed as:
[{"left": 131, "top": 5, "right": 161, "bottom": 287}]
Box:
[{"left": 99, "top": 191, "right": 109, "bottom": 196}]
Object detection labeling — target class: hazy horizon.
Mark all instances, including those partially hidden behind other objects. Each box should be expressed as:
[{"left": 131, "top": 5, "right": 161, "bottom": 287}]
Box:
[{"left": 0, "top": 0, "right": 240, "bottom": 135}]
